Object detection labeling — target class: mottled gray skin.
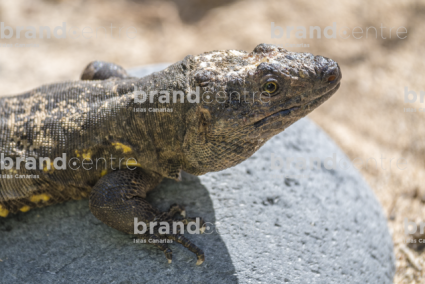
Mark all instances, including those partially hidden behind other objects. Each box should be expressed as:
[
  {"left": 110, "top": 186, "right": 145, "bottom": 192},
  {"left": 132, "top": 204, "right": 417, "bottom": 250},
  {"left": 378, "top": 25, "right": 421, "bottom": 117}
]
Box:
[{"left": 0, "top": 44, "right": 341, "bottom": 264}]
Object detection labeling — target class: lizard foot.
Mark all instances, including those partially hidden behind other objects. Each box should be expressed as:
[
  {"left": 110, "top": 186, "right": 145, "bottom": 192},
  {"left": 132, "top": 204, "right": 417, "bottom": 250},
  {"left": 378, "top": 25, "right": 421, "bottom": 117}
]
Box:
[
  {"left": 89, "top": 168, "right": 206, "bottom": 265},
  {"left": 160, "top": 203, "right": 206, "bottom": 233},
  {"left": 150, "top": 205, "right": 206, "bottom": 264},
  {"left": 137, "top": 231, "right": 205, "bottom": 265}
]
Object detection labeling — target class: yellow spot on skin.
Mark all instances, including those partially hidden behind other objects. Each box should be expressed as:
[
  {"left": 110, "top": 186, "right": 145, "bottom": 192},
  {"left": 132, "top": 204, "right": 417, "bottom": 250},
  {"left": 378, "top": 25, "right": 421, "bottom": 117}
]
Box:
[
  {"left": 125, "top": 160, "right": 142, "bottom": 167},
  {"left": 0, "top": 205, "right": 9, "bottom": 217},
  {"left": 43, "top": 161, "right": 54, "bottom": 173},
  {"left": 82, "top": 151, "right": 92, "bottom": 160},
  {"left": 30, "top": 194, "right": 50, "bottom": 203},
  {"left": 19, "top": 205, "right": 31, "bottom": 212},
  {"left": 75, "top": 149, "right": 92, "bottom": 160},
  {"left": 112, "top": 143, "right": 132, "bottom": 153},
  {"left": 100, "top": 169, "right": 108, "bottom": 177}
]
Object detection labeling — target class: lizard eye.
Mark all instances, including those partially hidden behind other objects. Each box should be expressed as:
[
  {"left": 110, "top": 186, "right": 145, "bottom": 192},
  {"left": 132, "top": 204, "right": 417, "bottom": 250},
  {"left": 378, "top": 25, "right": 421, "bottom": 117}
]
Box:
[{"left": 263, "top": 81, "right": 278, "bottom": 94}]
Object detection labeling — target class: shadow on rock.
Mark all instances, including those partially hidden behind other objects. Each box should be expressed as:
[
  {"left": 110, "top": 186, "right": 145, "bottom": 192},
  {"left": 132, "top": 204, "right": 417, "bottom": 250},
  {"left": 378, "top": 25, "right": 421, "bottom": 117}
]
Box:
[{"left": 0, "top": 172, "right": 237, "bottom": 284}]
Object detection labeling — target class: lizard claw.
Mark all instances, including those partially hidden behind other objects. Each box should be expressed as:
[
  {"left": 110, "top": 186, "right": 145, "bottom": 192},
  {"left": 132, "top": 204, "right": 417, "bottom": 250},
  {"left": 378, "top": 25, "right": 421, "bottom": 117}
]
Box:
[
  {"left": 196, "top": 255, "right": 205, "bottom": 265},
  {"left": 164, "top": 247, "right": 173, "bottom": 264}
]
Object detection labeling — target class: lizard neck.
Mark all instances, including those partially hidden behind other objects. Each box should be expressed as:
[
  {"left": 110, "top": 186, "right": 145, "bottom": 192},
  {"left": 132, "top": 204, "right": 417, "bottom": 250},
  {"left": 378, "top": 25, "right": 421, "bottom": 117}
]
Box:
[{"left": 123, "top": 65, "right": 191, "bottom": 179}]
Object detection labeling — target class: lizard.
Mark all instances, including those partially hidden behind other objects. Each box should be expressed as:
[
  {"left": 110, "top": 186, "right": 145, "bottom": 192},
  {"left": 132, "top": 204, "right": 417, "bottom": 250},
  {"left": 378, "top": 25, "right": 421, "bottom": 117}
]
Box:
[{"left": 0, "top": 43, "right": 341, "bottom": 265}]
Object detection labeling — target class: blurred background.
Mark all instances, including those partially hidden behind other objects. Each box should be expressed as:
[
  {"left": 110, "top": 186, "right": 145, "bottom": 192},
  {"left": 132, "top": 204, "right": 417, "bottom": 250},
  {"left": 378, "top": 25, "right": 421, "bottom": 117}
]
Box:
[{"left": 0, "top": 0, "right": 424, "bottom": 282}]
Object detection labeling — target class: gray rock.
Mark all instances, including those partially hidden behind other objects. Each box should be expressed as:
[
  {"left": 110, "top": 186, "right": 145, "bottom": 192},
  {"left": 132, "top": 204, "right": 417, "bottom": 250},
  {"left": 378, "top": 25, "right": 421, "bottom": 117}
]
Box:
[{"left": 0, "top": 65, "right": 395, "bottom": 284}]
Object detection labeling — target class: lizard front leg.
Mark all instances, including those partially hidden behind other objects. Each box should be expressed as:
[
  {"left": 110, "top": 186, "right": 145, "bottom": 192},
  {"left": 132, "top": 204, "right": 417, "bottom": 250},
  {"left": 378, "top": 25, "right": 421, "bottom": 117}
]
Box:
[{"left": 88, "top": 168, "right": 205, "bottom": 265}]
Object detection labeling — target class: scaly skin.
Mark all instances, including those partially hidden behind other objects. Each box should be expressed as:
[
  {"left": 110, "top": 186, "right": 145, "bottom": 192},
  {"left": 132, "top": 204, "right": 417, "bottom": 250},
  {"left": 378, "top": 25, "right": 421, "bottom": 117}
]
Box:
[{"left": 0, "top": 44, "right": 341, "bottom": 264}]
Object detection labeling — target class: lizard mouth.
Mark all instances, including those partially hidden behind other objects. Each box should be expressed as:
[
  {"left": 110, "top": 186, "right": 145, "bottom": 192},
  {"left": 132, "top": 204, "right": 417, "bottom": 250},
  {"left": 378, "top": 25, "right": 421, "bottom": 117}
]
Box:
[
  {"left": 253, "top": 82, "right": 340, "bottom": 128},
  {"left": 254, "top": 106, "right": 300, "bottom": 128}
]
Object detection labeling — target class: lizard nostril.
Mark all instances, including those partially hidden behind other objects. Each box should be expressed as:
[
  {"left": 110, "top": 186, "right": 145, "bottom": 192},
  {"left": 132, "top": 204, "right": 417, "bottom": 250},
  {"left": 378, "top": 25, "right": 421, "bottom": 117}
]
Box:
[
  {"left": 327, "top": 75, "right": 337, "bottom": 82},
  {"left": 324, "top": 67, "right": 339, "bottom": 83}
]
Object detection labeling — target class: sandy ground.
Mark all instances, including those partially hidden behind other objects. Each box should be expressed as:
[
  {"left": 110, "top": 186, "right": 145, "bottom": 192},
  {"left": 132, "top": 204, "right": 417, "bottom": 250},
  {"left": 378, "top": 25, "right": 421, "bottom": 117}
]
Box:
[{"left": 0, "top": 0, "right": 424, "bottom": 282}]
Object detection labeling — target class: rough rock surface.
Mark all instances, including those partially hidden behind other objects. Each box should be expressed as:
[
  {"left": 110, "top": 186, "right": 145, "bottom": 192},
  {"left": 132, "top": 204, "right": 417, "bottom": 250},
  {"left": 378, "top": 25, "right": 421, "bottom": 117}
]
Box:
[{"left": 0, "top": 65, "right": 395, "bottom": 284}]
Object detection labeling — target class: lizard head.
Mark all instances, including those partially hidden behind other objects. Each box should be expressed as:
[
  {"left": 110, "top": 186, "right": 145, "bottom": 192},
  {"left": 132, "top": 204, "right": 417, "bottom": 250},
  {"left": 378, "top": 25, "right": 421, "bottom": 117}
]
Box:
[{"left": 182, "top": 43, "right": 341, "bottom": 175}]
